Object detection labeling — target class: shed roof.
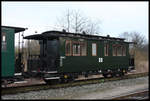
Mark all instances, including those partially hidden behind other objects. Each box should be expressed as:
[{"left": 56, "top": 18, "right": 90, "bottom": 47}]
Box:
[{"left": 2, "top": 26, "right": 27, "bottom": 33}]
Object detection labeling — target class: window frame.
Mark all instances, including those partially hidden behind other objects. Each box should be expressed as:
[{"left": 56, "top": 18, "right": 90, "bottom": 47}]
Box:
[
  {"left": 104, "top": 44, "right": 109, "bottom": 56},
  {"left": 112, "top": 44, "right": 117, "bottom": 56},
  {"left": 112, "top": 44, "right": 127, "bottom": 56},
  {"left": 72, "top": 41, "right": 81, "bottom": 56},
  {"left": 65, "top": 40, "right": 87, "bottom": 56},
  {"left": 92, "top": 43, "right": 97, "bottom": 56},
  {"left": 65, "top": 40, "right": 72, "bottom": 56},
  {"left": 117, "top": 45, "right": 122, "bottom": 56},
  {"left": 1, "top": 32, "right": 7, "bottom": 51},
  {"left": 122, "top": 46, "right": 126, "bottom": 56},
  {"left": 80, "top": 42, "right": 87, "bottom": 56}
]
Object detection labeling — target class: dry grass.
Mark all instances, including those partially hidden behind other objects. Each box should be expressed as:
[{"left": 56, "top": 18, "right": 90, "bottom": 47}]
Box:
[
  {"left": 135, "top": 61, "right": 149, "bottom": 73},
  {"left": 134, "top": 50, "right": 149, "bottom": 73}
]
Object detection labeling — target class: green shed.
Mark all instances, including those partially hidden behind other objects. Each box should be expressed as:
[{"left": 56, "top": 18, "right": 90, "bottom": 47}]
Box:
[{"left": 1, "top": 26, "right": 26, "bottom": 78}]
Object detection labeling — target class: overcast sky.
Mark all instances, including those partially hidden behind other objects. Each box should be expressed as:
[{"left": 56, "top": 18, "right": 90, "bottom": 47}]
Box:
[{"left": 2, "top": 1, "right": 149, "bottom": 45}]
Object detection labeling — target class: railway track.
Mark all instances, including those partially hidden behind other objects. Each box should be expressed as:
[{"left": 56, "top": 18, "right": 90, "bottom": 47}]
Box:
[
  {"left": 111, "top": 90, "right": 149, "bottom": 100},
  {"left": 1, "top": 72, "right": 148, "bottom": 95}
]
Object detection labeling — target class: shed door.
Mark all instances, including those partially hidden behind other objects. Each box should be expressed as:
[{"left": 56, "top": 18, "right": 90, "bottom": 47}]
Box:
[{"left": 2, "top": 28, "right": 15, "bottom": 77}]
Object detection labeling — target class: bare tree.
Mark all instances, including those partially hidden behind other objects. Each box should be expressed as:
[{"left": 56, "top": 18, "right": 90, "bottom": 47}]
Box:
[
  {"left": 119, "top": 32, "right": 132, "bottom": 42},
  {"left": 84, "top": 19, "right": 101, "bottom": 35},
  {"left": 56, "top": 9, "right": 101, "bottom": 34},
  {"left": 119, "top": 31, "right": 147, "bottom": 50},
  {"left": 56, "top": 9, "right": 73, "bottom": 32},
  {"left": 66, "top": 9, "right": 72, "bottom": 32},
  {"left": 119, "top": 31, "right": 148, "bottom": 58},
  {"left": 131, "top": 32, "right": 146, "bottom": 50},
  {"left": 71, "top": 10, "right": 88, "bottom": 33},
  {"left": 119, "top": 31, "right": 148, "bottom": 73}
]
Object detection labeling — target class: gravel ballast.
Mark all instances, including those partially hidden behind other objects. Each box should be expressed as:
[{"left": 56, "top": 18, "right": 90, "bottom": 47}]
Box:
[{"left": 2, "top": 76, "right": 148, "bottom": 99}]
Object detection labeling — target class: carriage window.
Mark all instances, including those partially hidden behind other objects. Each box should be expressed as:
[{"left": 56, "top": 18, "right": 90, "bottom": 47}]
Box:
[
  {"left": 81, "top": 42, "right": 87, "bottom": 56},
  {"left": 73, "top": 42, "right": 80, "bottom": 56},
  {"left": 122, "top": 46, "right": 126, "bottom": 56},
  {"left": 65, "top": 40, "right": 72, "bottom": 56},
  {"left": 117, "top": 46, "right": 122, "bottom": 56},
  {"left": 2, "top": 32, "right": 7, "bottom": 51},
  {"left": 104, "top": 44, "right": 109, "bottom": 56},
  {"left": 92, "top": 43, "right": 97, "bottom": 56},
  {"left": 113, "top": 45, "right": 117, "bottom": 56},
  {"left": 66, "top": 40, "right": 87, "bottom": 56}
]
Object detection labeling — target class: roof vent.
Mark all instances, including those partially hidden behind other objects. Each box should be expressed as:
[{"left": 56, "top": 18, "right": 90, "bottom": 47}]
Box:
[
  {"left": 107, "top": 35, "right": 110, "bottom": 37},
  {"left": 62, "top": 29, "right": 66, "bottom": 33},
  {"left": 82, "top": 31, "right": 86, "bottom": 35}
]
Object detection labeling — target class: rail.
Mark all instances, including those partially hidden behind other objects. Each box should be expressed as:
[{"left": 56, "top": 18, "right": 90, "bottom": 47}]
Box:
[
  {"left": 111, "top": 90, "right": 149, "bottom": 100},
  {"left": 1, "top": 72, "right": 148, "bottom": 95}
]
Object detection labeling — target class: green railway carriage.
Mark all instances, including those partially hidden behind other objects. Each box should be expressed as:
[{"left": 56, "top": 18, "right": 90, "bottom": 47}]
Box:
[
  {"left": 1, "top": 26, "right": 26, "bottom": 79},
  {"left": 59, "top": 37, "right": 130, "bottom": 73},
  {"left": 24, "top": 30, "right": 135, "bottom": 82}
]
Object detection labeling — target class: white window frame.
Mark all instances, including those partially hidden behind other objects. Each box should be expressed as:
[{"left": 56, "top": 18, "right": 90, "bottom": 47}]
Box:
[{"left": 92, "top": 43, "right": 97, "bottom": 56}]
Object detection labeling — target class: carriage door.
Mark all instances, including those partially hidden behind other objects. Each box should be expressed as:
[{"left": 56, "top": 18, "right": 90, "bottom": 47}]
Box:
[{"left": 46, "top": 39, "right": 60, "bottom": 71}]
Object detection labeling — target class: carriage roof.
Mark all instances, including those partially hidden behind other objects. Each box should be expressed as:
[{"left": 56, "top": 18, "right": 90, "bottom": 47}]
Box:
[{"left": 24, "top": 30, "right": 125, "bottom": 42}]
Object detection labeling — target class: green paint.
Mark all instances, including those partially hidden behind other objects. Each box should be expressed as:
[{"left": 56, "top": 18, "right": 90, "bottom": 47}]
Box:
[
  {"left": 1, "top": 27, "right": 15, "bottom": 77},
  {"left": 58, "top": 37, "right": 130, "bottom": 73}
]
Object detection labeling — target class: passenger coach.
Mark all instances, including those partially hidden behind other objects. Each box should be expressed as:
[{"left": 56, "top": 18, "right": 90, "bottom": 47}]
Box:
[{"left": 24, "top": 30, "right": 135, "bottom": 83}]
